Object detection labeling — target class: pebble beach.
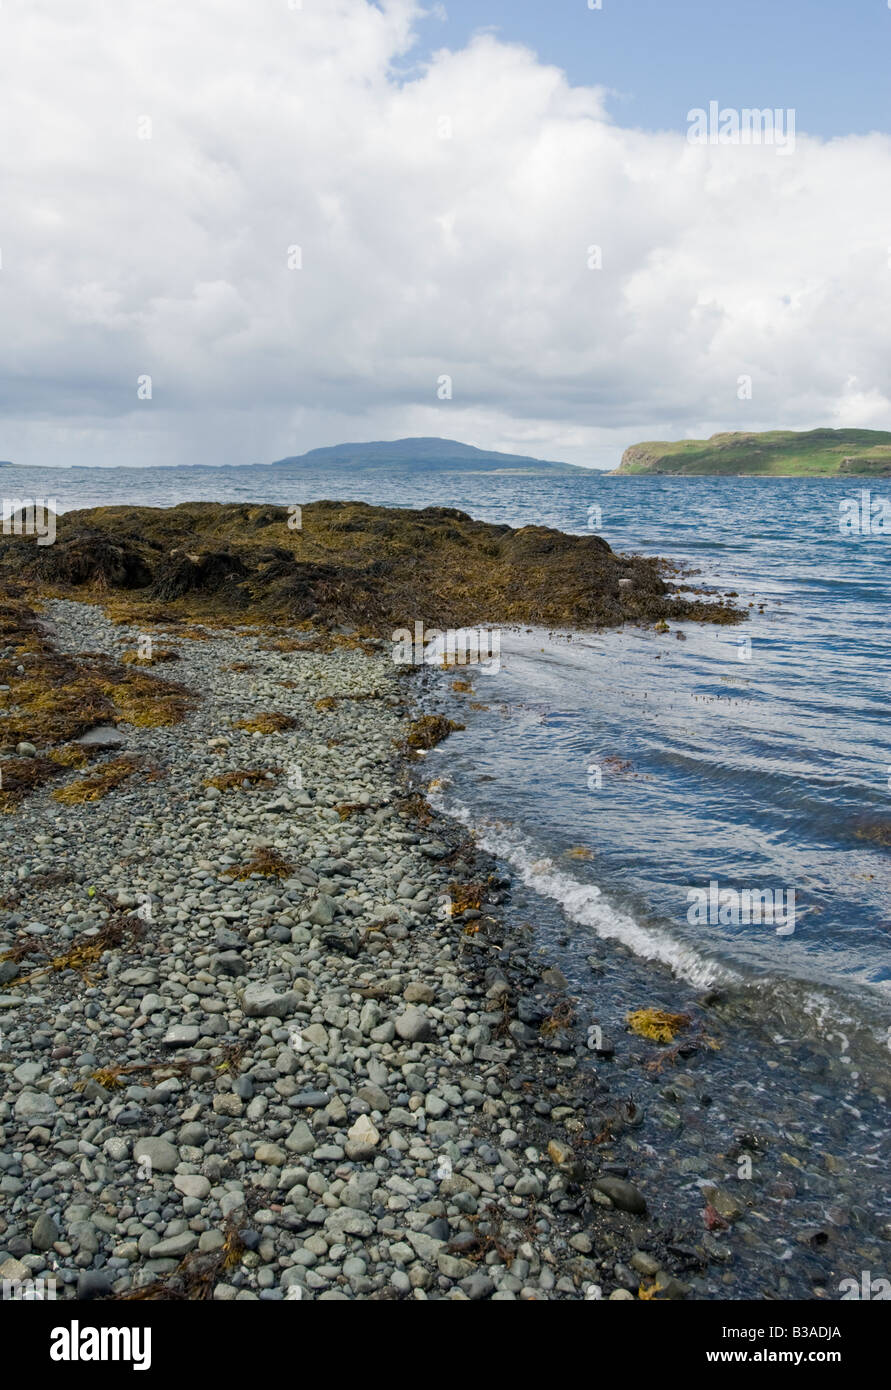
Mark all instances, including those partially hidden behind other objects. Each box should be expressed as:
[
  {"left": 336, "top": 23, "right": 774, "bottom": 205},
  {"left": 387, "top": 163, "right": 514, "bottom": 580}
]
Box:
[
  {"left": 0, "top": 599, "right": 674, "bottom": 1302},
  {"left": 1, "top": 573, "right": 889, "bottom": 1309}
]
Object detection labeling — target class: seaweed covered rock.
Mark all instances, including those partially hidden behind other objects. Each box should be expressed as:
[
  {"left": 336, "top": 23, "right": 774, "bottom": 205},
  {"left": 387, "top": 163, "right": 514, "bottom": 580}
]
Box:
[
  {"left": 150, "top": 549, "right": 249, "bottom": 602},
  {"left": 25, "top": 530, "right": 153, "bottom": 589},
  {"left": 0, "top": 500, "right": 743, "bottom": 631}
]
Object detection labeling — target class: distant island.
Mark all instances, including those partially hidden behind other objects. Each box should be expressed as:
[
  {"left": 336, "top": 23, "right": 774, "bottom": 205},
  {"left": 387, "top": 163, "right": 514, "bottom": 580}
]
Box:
[
  {"left": 267, "top": 436, "right": 583, "bottom": 474},
  {"left": 612, "top": 429, "right": 891, "bottom": 477}
]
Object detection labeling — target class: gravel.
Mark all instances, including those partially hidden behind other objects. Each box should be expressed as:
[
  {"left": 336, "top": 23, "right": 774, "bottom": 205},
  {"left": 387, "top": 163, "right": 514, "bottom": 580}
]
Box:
[{"left": 0, "top": 600, "right": 653, "bottom": 1301}]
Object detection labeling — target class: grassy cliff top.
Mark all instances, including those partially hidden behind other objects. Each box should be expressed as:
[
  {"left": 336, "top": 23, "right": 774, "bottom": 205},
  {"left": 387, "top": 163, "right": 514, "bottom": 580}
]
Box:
[
  {"left": 0, "top": 500, "right": 742, "bottom": 632},
  {"left": 613, "top": 428, "right": 891, "bottom": 477}
]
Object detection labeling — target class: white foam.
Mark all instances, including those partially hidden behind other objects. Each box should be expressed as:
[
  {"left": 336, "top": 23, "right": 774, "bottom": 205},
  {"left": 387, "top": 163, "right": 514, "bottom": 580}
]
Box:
[{"left": 434, "top": 794, "right": 739, "bottom": 989}]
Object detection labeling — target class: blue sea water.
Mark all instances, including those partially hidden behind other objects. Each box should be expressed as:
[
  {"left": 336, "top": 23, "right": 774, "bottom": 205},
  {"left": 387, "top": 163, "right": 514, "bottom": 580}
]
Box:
[{"left": 9, "top": 463, "right": 891, "bottom": 1046}]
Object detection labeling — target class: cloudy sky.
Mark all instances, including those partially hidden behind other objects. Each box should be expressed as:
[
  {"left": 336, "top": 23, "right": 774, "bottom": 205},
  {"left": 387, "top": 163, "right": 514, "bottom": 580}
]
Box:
[{"left": 3, "top": 0, "right": 891, "bottom": 470}]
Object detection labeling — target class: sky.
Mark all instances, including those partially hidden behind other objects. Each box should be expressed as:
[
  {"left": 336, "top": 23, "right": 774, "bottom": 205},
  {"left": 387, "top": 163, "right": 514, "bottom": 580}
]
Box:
[
  {"left": 2, "top": 0, "right": 891, "bottom": 471},
  {"left": 412, "top": 1, "right": 891, "bottom": 143}
]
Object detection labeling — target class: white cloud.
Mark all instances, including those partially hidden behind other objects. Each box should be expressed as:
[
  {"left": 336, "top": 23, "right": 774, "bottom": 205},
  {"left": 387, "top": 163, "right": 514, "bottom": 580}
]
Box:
[{"left": 1, "top": 0, "right": 890, "bottom": 469}]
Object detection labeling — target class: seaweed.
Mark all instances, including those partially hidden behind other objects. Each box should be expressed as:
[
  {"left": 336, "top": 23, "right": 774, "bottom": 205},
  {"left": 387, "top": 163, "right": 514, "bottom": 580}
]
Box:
[
  {"left": 215, "top": 1042, "right": 249, "bottom": 1075},
  {"left": 626, "top": 1008, "right": 692, "bottom": 1044},
  {"left": 75, "top": 1056, "right": 194, "bottom": 1092},
  {"left": 406, "top": 715, "right": 464, "bottom": 750},
  {"left": 203, "top": 768, "right": 277, "bottom": 791},
  {"left": 462, "top": 1202, "right": 517, "bottom": 1268},
  {"left": 107, "top": 1221, "right": 245, "bottom": 1301},
  {"left": 626, "top": 1007, "right": 721, "bottom": 1072},
  {"left": 0, "top": 755, "right": 62, "bottom": 812},
  {"left": 0, "top": 869, "right": 75, "bottom": 910},
  {"left": 397, "top": 793, "right": 434, "bottom": 827},
  {"left": 52, "top": 756, "right": 153, "bottom": 805},
  {"left": 448, "top": 880, "right": 486, "bottom": 914},
  {"left": 120, "top": 647, "right": 180, "bottom": 665},
  {"left": 540, "top": 998, "right": 577, "bottom": 1038},
  {"left": 0, "top": 628, "right": 192, "bottom": 749},
  {"left": 0, "top": 499, "right": 746, "bottom": 633},
  {"left": 234, "top": 712, "right": 297, "bottom": 734},
  {"left": 5, "top": 911, "right": 143, "bottom": 988},
  {"left": 48, "top": 743, "right": 92, "bottom": 768},
  {"left": 100, "top": 671, "right": 191, "bottom": 727},
  {"left": 854, "top": 822, "right": 891, "bottom": 849},
  {"left": 223, "top": 847, "right": 295, "bottom": 880}
]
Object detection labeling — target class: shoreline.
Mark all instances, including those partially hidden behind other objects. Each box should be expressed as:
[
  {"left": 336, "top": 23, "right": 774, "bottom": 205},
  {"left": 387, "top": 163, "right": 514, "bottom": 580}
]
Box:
[
  {"left": 0, "top": 600, "right": 682, "bottom": 1302},
  {"left": 406, "top": 656, "right": 891, "bottom": 1300},
  {"left": 1, "top": 600, "right": 888, "bottom": 1302}
]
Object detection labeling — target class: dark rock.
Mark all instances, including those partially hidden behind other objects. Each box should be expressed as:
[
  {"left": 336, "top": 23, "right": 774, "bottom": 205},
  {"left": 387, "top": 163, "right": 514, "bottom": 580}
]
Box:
[
  {"left": 292, "top": 1090, "right": 329, "bottom": 1108},
  {"left": 594, "top": 1176, "right": 648, "bottom": 1215},
  {"left": 460, "top": 1273, "right": 495, "bottom": 1300},
  {"left": 517, "top": 996, "right": 546, "bottom": 1026},
  {"left": 77, "top": 1270, "right": 114, "bottom": 1299}
]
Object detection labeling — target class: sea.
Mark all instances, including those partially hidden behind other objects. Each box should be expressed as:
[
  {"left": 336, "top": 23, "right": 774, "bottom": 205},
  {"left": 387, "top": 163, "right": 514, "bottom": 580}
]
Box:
[
  {"left": 6, "top": 461, "right": 890, "bottom": 1293},
  {"left": 11, "top": 465, "right": 891, "bottom": 1032}
]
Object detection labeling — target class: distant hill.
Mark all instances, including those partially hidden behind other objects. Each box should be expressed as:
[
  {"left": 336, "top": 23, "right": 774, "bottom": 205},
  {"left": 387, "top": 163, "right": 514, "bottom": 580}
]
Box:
[
  {"left": 268, "top": 437, "right": 582, "bottom": 473},
  {"left": 612, "top": 429, "right": 891, "bottom": 477}
]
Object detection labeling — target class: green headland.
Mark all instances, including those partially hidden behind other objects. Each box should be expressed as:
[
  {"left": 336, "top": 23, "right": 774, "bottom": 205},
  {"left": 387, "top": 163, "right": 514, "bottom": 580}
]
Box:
[{"left": 612, "top": 428, "right": 891, "bottom": 477}]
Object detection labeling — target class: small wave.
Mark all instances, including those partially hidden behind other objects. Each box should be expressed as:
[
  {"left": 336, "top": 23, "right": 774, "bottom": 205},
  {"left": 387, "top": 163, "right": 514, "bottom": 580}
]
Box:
[
  {"left": 430, "top": 786, "right": 891, "bottom": 1070},
  {"left": 433, "top": 792, "right": 739, "bottom": 989}
]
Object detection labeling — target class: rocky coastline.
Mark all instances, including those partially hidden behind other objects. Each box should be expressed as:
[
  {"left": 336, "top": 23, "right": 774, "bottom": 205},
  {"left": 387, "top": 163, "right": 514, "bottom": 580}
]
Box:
[
  {"left": 1, "top": 509, "right": 884, "bottom": 1305},
  {"left": 0, "top": 598, "right": 693, "bottom": 1302}
]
